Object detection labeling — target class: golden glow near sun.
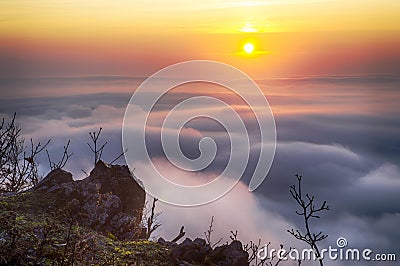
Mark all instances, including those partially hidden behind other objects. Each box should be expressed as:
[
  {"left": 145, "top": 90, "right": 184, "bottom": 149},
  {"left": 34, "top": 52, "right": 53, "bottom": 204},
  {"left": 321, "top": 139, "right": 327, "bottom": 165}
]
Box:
[
  {"left": 241, "top": 23, "right": 258, "bottom": 33},
  {"left": 243, "top": 43, "right": 254, "bottom": 54}
]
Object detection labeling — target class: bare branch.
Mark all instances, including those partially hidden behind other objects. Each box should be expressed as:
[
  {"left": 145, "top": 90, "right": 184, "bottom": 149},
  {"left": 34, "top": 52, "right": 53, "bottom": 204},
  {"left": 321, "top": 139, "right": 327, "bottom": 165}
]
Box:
[
  {"left": 80, "top": 169, "right": 89, "bottom": 178},
  {"left": 171, "top": 226, "right": 186, "bottom": 243},
  {"left": 204, "top": 216, "right": 223, "bottom": 248},
  {"left": 0, "top": 113, "right": 49, "bottom": 192},
  {"left": 87, "top": 128, "right": 107, "bottom": 166},
  {"left": 46, "top": 140, "right": 72, "bottom": 170},
  {"left": 110, "top": 148, "right": 128, "bottom": 165},
  {"left": 144, "top": 198, "right": 161, "bottom": 239},
  {"left": 288, "top": 174, "right": 329, "bottom": 266},
  {"left": 229, "top": 230, "right": 238, "bottom": 241}
]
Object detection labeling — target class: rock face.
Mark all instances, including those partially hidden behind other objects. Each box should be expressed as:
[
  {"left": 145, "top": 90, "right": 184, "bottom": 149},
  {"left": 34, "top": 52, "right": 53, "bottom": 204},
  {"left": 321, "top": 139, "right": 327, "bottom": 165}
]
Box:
[
  {"left": 34, "top": 161, "right": 145, "bottom": 240},
  {"left": 208, "top": 240, "right": 249, "bottom": 266},
  {"left": 35, "top": 168, "right": 73, "bottom": 189},
  {"left": 31, "top": 162, "right": 250, "bottom": 264},
  {"left": 172, "top": 238, "right": 212, "bottom": 263},
  {"left": 158, "top": 237, "right": 249, "bottom": 266}
]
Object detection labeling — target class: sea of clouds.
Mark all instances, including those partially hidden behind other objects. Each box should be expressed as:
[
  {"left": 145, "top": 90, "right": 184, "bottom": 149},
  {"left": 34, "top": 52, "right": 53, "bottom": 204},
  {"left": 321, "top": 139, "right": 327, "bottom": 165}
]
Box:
[{"left": 1, "top": 75, "right": 399, "bottom": 265}]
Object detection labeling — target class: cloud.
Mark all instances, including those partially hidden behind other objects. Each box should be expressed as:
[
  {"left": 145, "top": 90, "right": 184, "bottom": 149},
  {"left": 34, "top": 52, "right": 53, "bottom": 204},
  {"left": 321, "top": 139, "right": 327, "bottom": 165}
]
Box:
[
  {"left": 1, "top": 76, "right": 399, "bottom": 263},
  {"left": 338, "top": 164, "right": 400, "bottom": 216},
  {"left": 142, "top": 159, "right": 296, "bottom": 248}
]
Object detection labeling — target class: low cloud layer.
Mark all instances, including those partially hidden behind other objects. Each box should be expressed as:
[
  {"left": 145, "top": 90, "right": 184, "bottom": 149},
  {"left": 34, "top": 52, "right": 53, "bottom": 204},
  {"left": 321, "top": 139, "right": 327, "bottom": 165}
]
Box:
[{"left": 0, "top": 76, "right": 399, "bottom": 265}]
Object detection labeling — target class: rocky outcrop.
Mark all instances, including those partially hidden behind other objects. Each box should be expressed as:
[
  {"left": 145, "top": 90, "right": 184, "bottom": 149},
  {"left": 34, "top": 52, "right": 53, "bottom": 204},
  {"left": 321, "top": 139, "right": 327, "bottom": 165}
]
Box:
[
  {"left": 35, "top": 168, "right": 73, "bottom": 189},
  {"left": 34, "top": 161, "right": 145, "bottom": 240},
  {"left": 208, "top": 240, "right": 249, "bottom": 266},
  {"left": 172, "top": 238, "right": 212, "bottom": 263},
  {"left": 158, "top": 237, "right": 249, "bottom": 266},
  {"left": 30, "top": 161, "right": 250, "bottom": 264}
]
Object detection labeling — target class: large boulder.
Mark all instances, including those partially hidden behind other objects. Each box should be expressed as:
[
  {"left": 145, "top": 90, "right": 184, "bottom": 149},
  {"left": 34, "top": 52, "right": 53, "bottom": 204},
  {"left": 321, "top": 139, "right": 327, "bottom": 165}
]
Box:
[
  {"left": 35, "top": 168, "right": 73, "bottom": 189},
  {"left": 88, "top": 160, "right": 145, "bottom": 215},
  {"left": 159, "top": 237, "right": 249, "bottom": 266},
  {"left": 172, "top": 238, "right": 212, "bottom": 263},
  {"left": 208, "top": 240, "right": 249, "bottom": 266},
  {"left": 34, "top": 161, "right": 146, "bottom": 240}
]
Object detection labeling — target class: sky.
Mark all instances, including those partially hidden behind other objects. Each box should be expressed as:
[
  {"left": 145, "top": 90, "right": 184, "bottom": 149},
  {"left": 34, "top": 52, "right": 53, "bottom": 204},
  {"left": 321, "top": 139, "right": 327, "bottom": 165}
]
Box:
[
  {"left": 1, "top": 0, "right": 400, "bottom": 78},
  {"left": 1, "top": 1, "right": 400, "bottom": 265}
]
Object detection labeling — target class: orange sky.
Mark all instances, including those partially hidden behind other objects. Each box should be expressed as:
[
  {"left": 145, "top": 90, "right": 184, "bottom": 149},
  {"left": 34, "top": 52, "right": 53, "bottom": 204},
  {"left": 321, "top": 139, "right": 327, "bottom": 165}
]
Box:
[{"left": 1, "top": 0, "right": 399, "bottom": 78}]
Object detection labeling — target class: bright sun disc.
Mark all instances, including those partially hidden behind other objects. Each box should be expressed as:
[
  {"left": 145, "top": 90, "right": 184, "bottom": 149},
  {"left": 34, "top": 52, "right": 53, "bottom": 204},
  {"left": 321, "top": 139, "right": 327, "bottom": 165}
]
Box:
[{"left": 244, "top": 43, "right": 254, "bottom": 54}]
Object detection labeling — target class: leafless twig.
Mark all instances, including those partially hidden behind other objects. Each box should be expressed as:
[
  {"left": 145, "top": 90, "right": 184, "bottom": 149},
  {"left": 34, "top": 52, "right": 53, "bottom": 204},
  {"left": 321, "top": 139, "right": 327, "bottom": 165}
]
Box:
[
  {"left": 87, "top": 128, "right": 107, "bottom": 166},
  {"left": 0, "top": 113, "right": 50, "bottom": 192},
  {"left": 229, "top": 230, "right": 238, "bottom": 241},
  {"left": 171, "top": 226, "right": 186, "bottom": 243},
  {"left": 144, "top": 198, "right": 161, "bottom": 239},
  {"left": 204, "top": 216, "right": 223, "bottom": 248},
  {"left": 46, "top": 140, "right": 72, "bottom": 170},
  {"left": 287, "top": 174, "right": 329, "bottom": 266},
  {"left": 110, "top": 148, "right": 127, "bottom": 165}
]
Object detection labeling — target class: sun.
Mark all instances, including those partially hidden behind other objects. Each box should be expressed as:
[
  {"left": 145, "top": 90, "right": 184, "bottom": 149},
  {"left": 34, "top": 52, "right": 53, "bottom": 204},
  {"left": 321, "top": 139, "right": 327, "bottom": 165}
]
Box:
[{"left": 243, "top": 42, "right": 254, "bottom": 54}]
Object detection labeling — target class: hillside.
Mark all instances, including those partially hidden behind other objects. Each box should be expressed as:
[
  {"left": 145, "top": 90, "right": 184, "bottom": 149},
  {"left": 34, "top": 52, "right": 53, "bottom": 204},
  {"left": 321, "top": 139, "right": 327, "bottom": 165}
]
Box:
[{"left": 0, "top": 161, "right": 248, "bottom": 265}]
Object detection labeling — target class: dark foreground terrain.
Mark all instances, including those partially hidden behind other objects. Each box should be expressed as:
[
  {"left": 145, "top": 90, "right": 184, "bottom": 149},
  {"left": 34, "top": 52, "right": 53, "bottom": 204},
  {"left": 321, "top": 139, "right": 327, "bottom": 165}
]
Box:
[{"left": 0, "top": 161, "right": 248, "bottom": 265}]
